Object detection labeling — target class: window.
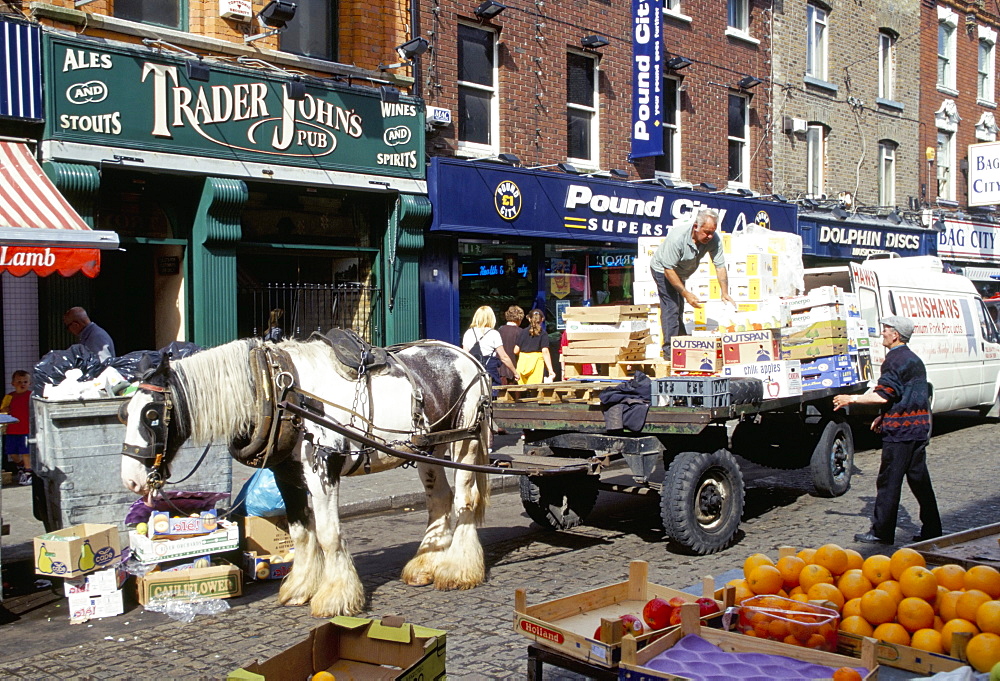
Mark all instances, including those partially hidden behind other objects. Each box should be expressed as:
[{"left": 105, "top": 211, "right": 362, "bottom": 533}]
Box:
[
  {"left": 114, "top": 0, "right": 183, "bottom": 29},
  {"left": 728, "top": 0, "right": 748, "bottom": 32},
  {"left": 280, "top": 0, "right": 336, "bottom": 60},
  {"left": 878, "top": 31, "right": 895, "bottom": 100},
  {"left": 457, "top": 24, "right": 498, "bottom": 151},
  {"left": 878, "top": 141, "right": 896, "bottom": 207},
  {"left": 938, "top": 7, "right": 958, "bottom": 91},
  {"left": 656, "top": 77, "right": 681, "bottom": 176},
  {"left": 727, "top": 94, "right": 749, "bottom": 186},
  {"left": 567, "top": 52, "right": 598, "bottom": 163},
  {"left": 979, "top": 26, "right": 997, "bottom": 103},
  {"left": 937, "top": 129, "right": 954, "bottom": 201},
  {"left": 806, "top": 124, "right": 825, "bottom": 198},
  {"left": 806, "top": 5, "right": 828, "bottom": 81}
]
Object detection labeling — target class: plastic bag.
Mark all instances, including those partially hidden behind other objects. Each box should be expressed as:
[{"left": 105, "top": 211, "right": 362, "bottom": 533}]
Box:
[
  {"left": 144, "top": 598, "right": 230, "bottom": 623},
  {"left": 108, "top": 350, "right": 162, "bottom": 382},
  {"left": 32, "top": 344, "right": 107, "bottom": 395},
  {"left": 232, "top": 468, "right": 286, "bottom": 517},
  {"left": 159, "top": 341, "right": 203, "bottom": 361},
  {"left": 124, "top": 490, "right": 230, "bottom": 525}
]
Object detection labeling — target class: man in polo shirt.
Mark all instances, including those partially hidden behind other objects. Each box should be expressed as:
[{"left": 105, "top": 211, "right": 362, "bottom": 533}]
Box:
[
  {"left": 833, "top": 315, "right": 942, "bottom": 545},
  {"left": 650, "top": 208, "right": 735, "bottom": 357}
]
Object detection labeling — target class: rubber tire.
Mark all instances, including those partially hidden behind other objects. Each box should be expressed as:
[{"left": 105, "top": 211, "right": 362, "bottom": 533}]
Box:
[
  {"left": 660, "top": 449, "right": 744, "bottom": 555},
  {"left": 810, "top": 420, "right": 854, "bottom": 498},
  {"left": 728, "top": 377, "right": 764, "bottom": 405},
  {"left": 519, "top": 473, "right": 599, "bottom": 530},
  {"left": 730, "top": 419, "right": 810, "bottom": 470}
]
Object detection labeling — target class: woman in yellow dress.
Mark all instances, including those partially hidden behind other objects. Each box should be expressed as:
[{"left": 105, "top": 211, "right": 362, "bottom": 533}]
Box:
[{"left": 514, "top": 309, "right": 555, "bottom": 384}]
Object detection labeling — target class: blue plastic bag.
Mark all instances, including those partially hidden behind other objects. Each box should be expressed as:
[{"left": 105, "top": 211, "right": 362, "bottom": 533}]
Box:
[{"left": 233, "top": 468, "right": 286, "bottom": 517}]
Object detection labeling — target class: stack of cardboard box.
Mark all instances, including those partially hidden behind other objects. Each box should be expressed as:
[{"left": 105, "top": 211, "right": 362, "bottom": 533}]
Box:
[
  {"left": 241, "top": 515, "right": 295, "bottom": 582},
  {"left": 562, "top": 305, "right": 652, "bottom": 374},
  {"left": 780, "top": 287, "right": 863, "bottom": 391}
]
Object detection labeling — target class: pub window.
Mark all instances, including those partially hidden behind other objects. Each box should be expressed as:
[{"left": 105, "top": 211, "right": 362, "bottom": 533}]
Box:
[
  {"left": 114, "top": 0, "right": 185, "bottom": 30},
  {"left": 458, "top": 24, "right": 498, "bottom": 153},
  {"left": 567, "top": 51, "right": 599, "bottom": 164},
  {"left": 280, "top": 0, "right": 337, "bottom": 61}
]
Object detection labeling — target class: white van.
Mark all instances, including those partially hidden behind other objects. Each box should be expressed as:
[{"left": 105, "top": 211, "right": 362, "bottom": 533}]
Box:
[{"left": 804, "top": 255, "right": 1000, "bottom": 416}]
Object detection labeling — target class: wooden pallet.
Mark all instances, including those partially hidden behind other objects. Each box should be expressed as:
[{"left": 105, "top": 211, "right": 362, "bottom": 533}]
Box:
[
  {"left": 609, "top": 361, "right": 670, "bottom": 379},
  {"left": 494, "top": 381, "right": 618, "bottom": 405}
]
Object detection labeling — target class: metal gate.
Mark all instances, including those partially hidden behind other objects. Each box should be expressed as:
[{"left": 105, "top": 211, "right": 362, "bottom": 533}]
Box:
[{"left": 238, "top": 282, "right": 382, "bottom": 343}]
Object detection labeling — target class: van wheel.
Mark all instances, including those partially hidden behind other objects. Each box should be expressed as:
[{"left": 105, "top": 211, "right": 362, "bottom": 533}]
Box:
[{"left": 810, "top": 420, "right": 854, "bottom": 497}]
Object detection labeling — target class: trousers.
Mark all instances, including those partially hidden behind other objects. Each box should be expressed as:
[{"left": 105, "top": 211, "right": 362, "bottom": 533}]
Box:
[
  {"left": 651, "top": 269, "right": 686, "bottom": 356},
  {"left": 871, "top": 439, "right": 942, "bottom": 542}
]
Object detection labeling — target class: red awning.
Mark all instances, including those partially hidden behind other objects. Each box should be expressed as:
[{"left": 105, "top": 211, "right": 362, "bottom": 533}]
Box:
[{"left": 0, "top": 141, "right": 117, "bottom": 277}]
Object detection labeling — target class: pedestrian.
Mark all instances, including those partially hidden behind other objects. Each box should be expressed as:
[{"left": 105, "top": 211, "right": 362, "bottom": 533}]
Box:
[
  {"left": 833, "top": 316, "right": 942, "bottom": 545},
  {"left": 263, "top": 308, "right": 284, "bottom": 343},
  {"left": 1, "top": 370, "right": 33, "bottom": 485},
  {"left": 514, "top": 309, "right": 555, "bottom": 384},
  {"left": 62, "top": 306, "right": 116, "bottom": 360},
  {"left": 497, "top": 305, "right": 524, "bottom": 386},
  {"left": 650, "top": 208, "right": 736, "bottom": 356},
  {"left": 462, "top": 306, "right": 517, "bottom": 386}
]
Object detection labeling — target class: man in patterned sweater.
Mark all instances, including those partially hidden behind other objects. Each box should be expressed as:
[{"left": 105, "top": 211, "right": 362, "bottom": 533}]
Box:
[{"left": 833, "top": 315, "right": 942, "bottom": 545}]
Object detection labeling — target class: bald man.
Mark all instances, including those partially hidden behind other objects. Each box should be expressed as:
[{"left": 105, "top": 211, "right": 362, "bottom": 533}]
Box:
[{"left": 63, "top": 307, "right": 116, "bottom": 360}]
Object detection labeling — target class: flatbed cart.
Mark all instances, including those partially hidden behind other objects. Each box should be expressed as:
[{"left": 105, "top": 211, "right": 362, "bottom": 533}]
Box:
[{"left": 490, "top": 380, "right": 870, "bottom": 556}]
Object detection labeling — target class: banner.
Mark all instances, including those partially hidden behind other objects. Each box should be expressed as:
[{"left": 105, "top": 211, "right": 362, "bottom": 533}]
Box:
[{"left": 631, "top": 0, "right": 663, "bottom": 159}]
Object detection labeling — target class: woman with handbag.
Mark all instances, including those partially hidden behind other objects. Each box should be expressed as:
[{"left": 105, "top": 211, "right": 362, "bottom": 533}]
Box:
[{"left": 462, "top": 306, "right": 516, "bottom": 386}]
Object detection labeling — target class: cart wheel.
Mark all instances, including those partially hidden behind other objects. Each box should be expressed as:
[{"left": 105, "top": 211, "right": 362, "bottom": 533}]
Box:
[
  {"left": 810, "top": 420, "right": 854, "bottom": 498},
  {"left": 519, "top": 473, "right": 599, "bottom": 530},
  {"left": 730, "top": 418, "right": 810, "bottom": 470},
  {"left": 660, "top": 449, "right": 744, "bottom": 555}
]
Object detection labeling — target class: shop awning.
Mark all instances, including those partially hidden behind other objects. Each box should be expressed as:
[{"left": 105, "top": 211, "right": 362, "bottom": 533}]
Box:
[
  {"left": 961, "top": 266, "right": 1000, "bottom": 281},
  {"left": 0, "top": 141, "right": 119, "bottom": 277}
]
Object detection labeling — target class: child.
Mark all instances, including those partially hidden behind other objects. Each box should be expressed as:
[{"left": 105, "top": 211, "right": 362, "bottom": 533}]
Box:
[{"left": 1, "top": 370, "right": 32, "bottom": 485}]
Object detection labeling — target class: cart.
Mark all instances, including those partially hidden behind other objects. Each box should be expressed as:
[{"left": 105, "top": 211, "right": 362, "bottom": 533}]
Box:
[{"left": 491, "top": 379, "right": 868, "bottom": 555}]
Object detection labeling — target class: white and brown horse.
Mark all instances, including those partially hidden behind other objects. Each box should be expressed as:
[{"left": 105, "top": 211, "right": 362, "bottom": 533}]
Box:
[{"left": 119, "top": 336, "right": 492, "bottom": 617}]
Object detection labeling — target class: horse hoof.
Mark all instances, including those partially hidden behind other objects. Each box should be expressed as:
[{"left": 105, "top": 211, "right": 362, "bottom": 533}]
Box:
[{"left": 402, "top": 573, "right": 434, "bottom": 587}]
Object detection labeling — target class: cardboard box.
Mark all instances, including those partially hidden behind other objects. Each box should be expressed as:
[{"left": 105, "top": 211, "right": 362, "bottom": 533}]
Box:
[
  {"left": 784, "top": 286, "right": 846, "bottom": 311},
  {"left": 721, "top": 330, "right": 780, "bottom": 365},
  {"left": 35, "top": 523, "right": 122, "bottom": 578},
  {"left": 147, "top": 509, "right": 220, "bottom": 538},
  {"left": 68, "top": 589, "right": 125, "bottom": 624},
  {"left": 670, "top": 336, "right": 722, "bottom": 373},
  {"left": 711, "top": 275, "right": 776, "bottom": 302},
  {"left": 843, "top": 292, "right": 862, "bottom": 318},
  {"left": 243, "top": 551, "right": 294, "bottom": 581},
  {"left": 137, "top": 561, "right": 242, "bottom": 605},
  {"left": 229, "top": 616, "right": 446, "bottom": 681},
  {"left": 800, "top": 354, "right": 853, "bottom": 375},
  {"left": 637, "top": 236, "right": 664, "bottom": 259},
  {"left": 562, "top": 305, "right": 649, "bottom": 323},
  {"left": 565, "top": 319, "right": 649, "bottom": 333},
  {"left": 242, "top": 515, "right": 295, "bottom": 556},
  {"left": 789, "top": 304, "right": 847, "bottom": 325},
  {"left": 855, "top": 349, "right": 874, "bottom": 382},
  {"left": 633, "top": 278, "right": 660, "bottom": 305},
  {"left": 566, "top": 330, "right": 649, "bottom": 343},
  {"left": 64, "top": 556, "right": 129, "bottom": 596},
  {"left": 129, "top": 520, "right": 240, "bottom": 564},
  {"left": 779, "top": 338, "right": 849, "bottom": 361},
  {"left": 837, "top": 631, "right": 964, "bottom": 675},
  {"left": 721, "top": 361, "right": 801, "bottom": 399},
  {"left": 514, "top": 561, "right": 727, "bottom": 669},
  {"left": 801, "top": 369, "right": 859, "bottom": 391},
  {"left": 781, "top": 320, "right": 848, "bottom": 345}
]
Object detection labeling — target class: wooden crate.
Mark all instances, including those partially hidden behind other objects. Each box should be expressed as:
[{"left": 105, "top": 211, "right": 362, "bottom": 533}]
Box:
[
  {"left": 494, "top": 382, "right": 616, "bottom": 405},
  {"left": 514, "top": 561, "right": 731, "bottom": 670},
  {"left": 563, "top": 305, "right": 650, "bottom": 323},
  {"left": 908, "top": 522, "right": 1000, "bottom": 571},
  {"left": 562, "top": 363, "right": 611, "bottom": 379},
  {"left": 620, "top": 604, "right": 879, "bottom": 680},
  {"left": 610, "top": 361, "right": 671, "bottom": 379}
]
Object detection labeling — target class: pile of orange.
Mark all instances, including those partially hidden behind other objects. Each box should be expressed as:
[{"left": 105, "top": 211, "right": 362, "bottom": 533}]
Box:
[{"left": 727, "top": 545, "right": 1000, "bottom": 673}]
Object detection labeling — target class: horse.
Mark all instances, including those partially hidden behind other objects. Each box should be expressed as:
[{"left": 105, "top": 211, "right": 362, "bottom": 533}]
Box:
[{"left": 119, "top": 335, "right": 493, "bottom": 617}]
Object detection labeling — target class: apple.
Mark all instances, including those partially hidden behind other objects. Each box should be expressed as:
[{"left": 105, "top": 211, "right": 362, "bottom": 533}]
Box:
[
  {"left": 642, "top": 597, "right": 672, "bottom": 630},
  {"left": 620, "top": 613, "right": 646, "bottom": 635},
  {"left": 696, "top": 597, "right": 721, "bottom": 618}
]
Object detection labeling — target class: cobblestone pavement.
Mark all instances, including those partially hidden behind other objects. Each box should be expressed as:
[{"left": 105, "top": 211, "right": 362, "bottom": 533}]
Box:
[{"left": 1, "top": 411, "right": 998, "bottom": 679}]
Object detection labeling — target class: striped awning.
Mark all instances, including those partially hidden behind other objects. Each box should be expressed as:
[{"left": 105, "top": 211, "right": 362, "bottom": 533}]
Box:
[{"left": 0, "top": 141, "right": 119, "bottom": 278}]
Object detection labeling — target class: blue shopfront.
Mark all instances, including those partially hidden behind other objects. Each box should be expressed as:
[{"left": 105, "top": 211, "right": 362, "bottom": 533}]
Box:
[
  {"left": 796, "top": 210, "right": 937, "bottom": 262},
  {"left": 422, "top": 157, "right": 798, "bottom": 347}
]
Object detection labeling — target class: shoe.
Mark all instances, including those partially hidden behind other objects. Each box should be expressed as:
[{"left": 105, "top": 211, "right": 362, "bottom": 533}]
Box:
[
  {"left": 911, "top": 532, "right": 942, "bottom": 542},
  {"left": 18, "top": 470, "right": 33, "bottom": 486},
  {"left": 854, "top": 531, "right": 893, "bottom": 545}
]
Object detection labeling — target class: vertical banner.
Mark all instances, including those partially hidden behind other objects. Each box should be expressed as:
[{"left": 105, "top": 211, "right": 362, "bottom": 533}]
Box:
[{"left": 631, "top": 0, "right": 663, "bottom": 159}]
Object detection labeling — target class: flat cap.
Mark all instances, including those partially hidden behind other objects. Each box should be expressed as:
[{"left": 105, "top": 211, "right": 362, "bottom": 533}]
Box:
[{"left": 880, "top": 315, "right": 914, "bottom": 341}]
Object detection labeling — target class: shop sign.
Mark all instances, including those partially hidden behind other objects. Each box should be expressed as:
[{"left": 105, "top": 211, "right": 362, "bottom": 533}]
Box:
[
  {"left": 43, "top": 35, "right": 424, "bottom": 179},
  {"left": 631, "top": 0, "right": 662, "bottom": 158},
  {"left": 937, "top": 217, "right": 1000, "bottom": 263},
  {"left": 797, "top": 216, "right": 934, "bottom": 259},
  {"left": 968, "top": 141, "right": 1000, "bottom": 207},
  {"left": 0, "top": 245, "right": 100, "bottom": 277},
  {"left": 428, "top": 158, "right": 797, "bottom": 244}
]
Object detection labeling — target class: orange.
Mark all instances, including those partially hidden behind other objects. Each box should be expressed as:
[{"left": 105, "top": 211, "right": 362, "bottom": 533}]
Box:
[
  {"left": 726, "top": 578, "right": 755, "bottom": 604},
  {"left": 807, "top": 582, "right": 846, "bottom": 611},
  {"left": 790, "top": 593, "right": 809, "bottom": 603},
  {"left": 837, "top": 570, "right": 873, "bottom": 601},
  {"left": 788, "top": 585, "right": 804, "bottom": 597},
  {"left": 844, "top": 549, "right": 864, "bottom": 572},
  {"left": 977, "top": 600, "right": 1000, "bottom": 635},
  {"left": 776, "top": 555, "right": 806, "bottom": 590},
  {"left": 897, "top": 596, "right": 935, "bottom": 632},
  {"left": 839, "top": 615, "right": 874, "bottom": 637},
  {"left": 744, "top": 553, "right": 775, "bottom": 580},
  {"left": 934, "top": 615, "right": 945, "bottom": 631},
  {"left": 805, "top": 632, "right": 829, "bottom": 649},
  {"left": 814, "top": 544, "right": 850, "bottom": 576},
  {"left": 843, "top": 597, "right": 863, "bottom": 618},
  {"left": 890, "top": 548, "right": 926, "bottom": 581},
  {"left": 965, "top": 632, "right": 1000, "bottom": 673},
  {"left": 965, "top": 566, "right": 1000, "bottom": 598},
  {"left": 940, "top": 618, "right": 980, "bottom": 654},
  {"left": 861, "top": 588, "right": 899, "bottom": 626},
  {"left": 957, "top": 590, "right": 993, "bottom": 622},
  {"left": 938, "top": 590, "right": 963, "bottom": 622},
  {"left": 899, "top": 566, "right": 938, "bottom": 601},
  {"left": 832, "top": 668, "right": 863, "bottom": 681},
  {"left": 783, "top": 633, "right": 804, "bottom": 646},
  {"left": 910, "top": 628, "right": 944, "bottom": 654},
  {"left": 797, "top": 547, "right": 817, "bottom": 564},
  {"left": 873, "top": 622, "right": 911, "bottom": 646},
  {"left": 932, "top": 564, "right": 967, "bottom": 592},
  {"left": 862, "top": 554, "right": 893, "bottom": 585},
  {"left": 877, "top": 580, "right": 905, "bottom": 606},
  {"left": 747, "top": 565, "right": 783, "bottom": 594},
  {"left": 767, "top": 617, "right": 790, "bottom": 639},
  {"left": 799, "top": 564, "right": 834, "bottom": 592}
]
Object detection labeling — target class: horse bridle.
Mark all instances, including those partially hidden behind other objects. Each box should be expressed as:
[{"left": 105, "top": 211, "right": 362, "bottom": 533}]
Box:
[{"left": 120, "top": 382, "right": 173, "bottom": 490}]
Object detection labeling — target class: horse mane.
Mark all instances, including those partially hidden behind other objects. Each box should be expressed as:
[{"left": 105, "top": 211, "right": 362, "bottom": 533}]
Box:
[{"left": 171, "top": 338, "right": 260, "bottom": 444}]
